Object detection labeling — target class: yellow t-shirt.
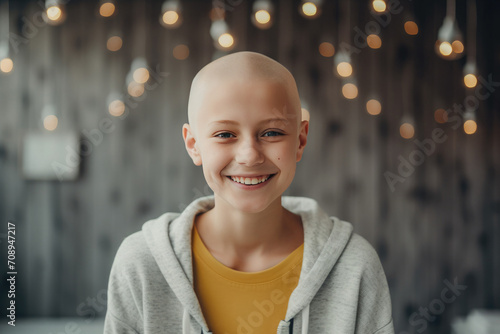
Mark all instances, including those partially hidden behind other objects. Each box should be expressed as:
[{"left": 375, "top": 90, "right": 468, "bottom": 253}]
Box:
[{"left": 192, "top": 225, "right": 303, "bottom": 334}]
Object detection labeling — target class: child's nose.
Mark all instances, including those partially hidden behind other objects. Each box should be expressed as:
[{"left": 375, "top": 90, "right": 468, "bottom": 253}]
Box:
[{"left": 235, "top": 138, "right": 265, "bottom": 166}]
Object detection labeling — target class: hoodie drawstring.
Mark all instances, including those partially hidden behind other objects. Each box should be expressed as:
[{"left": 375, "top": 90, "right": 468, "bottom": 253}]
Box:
[
  {"left": 183, "top": 309, "right": 190, "bottom": 334},
  {"left": 301, "top": 304, "right": 310, "bottom": 334}
]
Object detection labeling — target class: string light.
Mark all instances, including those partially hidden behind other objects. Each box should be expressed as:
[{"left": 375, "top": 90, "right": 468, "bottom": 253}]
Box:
[
  {"left": 366, "top": 99, "right": 382, "bottom": 115},
  {"left": 367, "top": 34, "right": 382, "bottom": 49},
  {"left": 252, "top": 0, "right": 274, "bottom": 29},
  {"left": 130, "top": 58, "right": 150, "bottom": 84},
  {"left": 434, "top": 108, "right": 448, "bottom": 123},
  {"left": 333, "top": 51, "right": 353, "bottom": 78},
  {"left": 107, "top": 93, "right": 126, "bottom": 117},
  {"left": 318, "top": 41, "right": 335, "bottom": 57},
  {"left": 435, "top": 0, "right": 464, "bottom": 60},
  {"left": 0, "top": 43, "right": 13, "bottom": 73},
  {"left": 341, "top": 78, "right": 358, "bottom": 100},
  {"left": 43, "top": 115, "right": 58, "bottom": 131},
  {"left": 463, "top": 62, "right": 477, "bottom": 88},
  {"left": 463, "top": 0, "right": 478, "bottom": 89},
  {"left": 43, "top": 0, "right": 66, "bottom": 25},
  {"left": 42, "top": 105, "right": 59, "bottom": 131},
  {"left": 404, "top": 21, "right": 418, "bottom": 35},
  {"left": 127, "top": 81, "right": 145, "bottom": 97},
  {"left": 300, "top": 0, "right": 322, "bottom": 19},
  {"left": 173, "top": 44, "right": 189, "bottom": 60},
  {"left": 371, "top": 0, "right": 387, "bottom": 13},
  {"left": 399, "top": 118, "right": 415, "bottom": 139},
  {"left": 463, "top": 109, "right": 477, "bottom": 135},
  {"left": 210, "top": 19, "right": 235, "bottom": 51},
  {"left": 99, "top": 0, "right": 116, "bottom": 17},
  {"left": 106, "top": 35, "right": 123, "bottom": 52},
  {"left": 160, "top": 0, "right": 182, "bottom": 28}
]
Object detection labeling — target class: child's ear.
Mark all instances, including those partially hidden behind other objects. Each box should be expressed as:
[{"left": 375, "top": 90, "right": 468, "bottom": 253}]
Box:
[
  {"left": 182, "top": 123, "right": 202, "bottom": 166},
  {"left": 296, "top": 119, "right": 309, "bottom": 162}
]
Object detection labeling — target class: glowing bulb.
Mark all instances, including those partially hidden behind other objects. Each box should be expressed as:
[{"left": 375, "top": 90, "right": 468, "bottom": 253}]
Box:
[
  {"left": 44, "top": 115, "right": 58, "bottom": 131},
  {"left": 452, "top": 40, "right": 464, "bottom": 53},
  {"left": 302, "top": 2, "right": 317, "bottom": 17},
  {"left": 367, "top": 34, "right": 382, "bottom": 49},
  {"left": 133, "top": 68, "right": 150, "bottom": 84},
  {"left": 439, "top": 42, "right": 452, "bottom": 56},
  {"left": 162, "top": 11, "right": 179, "bottom": 25},
  {"left": 108, "top": 100, "right": 125, "bottom": 117},
  {"left": 46, "top": 6, "right": 62, "bottom": 21},
  {"left": 404, "top": 21, "right": 418, "bottom": 35},
  {"left": 128, "top": 82, "right": 144, "bottom": 97},
  {"left": 0, "top": 58, "right": 14, "bottom": 73},
  {"left": 337, "top": 62, "right": 353, "bottom": 77},
  {"left": 464, "top": 74, "right": 477, "bottom": 88},
  {"left": 255, "top": 10, "right": 271, "bottom": 24},
  {"left": 400, "top": 123, "right": 415, "bottom": 139},
  {"left": 173, "top": 44, "right": 189, "bottom": 60},
  {"left": 372, "top": 0, "right": 386, "bottom": 13},
  {"left": 366, "top": 99, "right": 382, "bottom": 115},
  {"left": 464, "top": 120, "right": 477, "bottom": 134},
  {"left": 319, "top": 42, "right": 335, "bottom": 57},
  {"left": 218, "top": 33, "right": 234, "bottom": 48},
  {"left": 434, "top": 108, "right": 448, "bottom": 123},
  {"left": 99, "top": 2, "right": 115, "bottom": 17},
  {"left": 342, "top": 83, "right": 358, "bottom": 99},
  {"left": 106, "top": 36, "right": 122, "bottom": 51}
]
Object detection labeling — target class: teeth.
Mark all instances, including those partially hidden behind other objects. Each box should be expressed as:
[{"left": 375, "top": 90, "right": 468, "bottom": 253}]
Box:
[{"left": 230, "top": 175, "right": 271, "bottom": 185}]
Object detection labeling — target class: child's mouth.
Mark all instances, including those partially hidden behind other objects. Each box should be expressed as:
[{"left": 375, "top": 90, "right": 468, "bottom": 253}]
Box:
[{"left": 226, "top": 174, "right": 276, "bottom": 186}]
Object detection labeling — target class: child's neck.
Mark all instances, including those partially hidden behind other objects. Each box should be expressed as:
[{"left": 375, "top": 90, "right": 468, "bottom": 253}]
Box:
[{"left": 194, "top": 196, "right": 303, "bottom": 272}]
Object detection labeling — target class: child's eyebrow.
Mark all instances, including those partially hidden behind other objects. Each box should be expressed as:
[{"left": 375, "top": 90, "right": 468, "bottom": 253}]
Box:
[{"left": 209, "top": 118, "right": 289, "bottom": 126}]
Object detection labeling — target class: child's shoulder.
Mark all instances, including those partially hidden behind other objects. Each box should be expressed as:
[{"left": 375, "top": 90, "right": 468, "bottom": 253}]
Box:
[
  {"left": 112, "top": 230, "right": 154, "bottom": 270},
  {"left": 338, "top": 230, "right": 386, "bottom": 274}
]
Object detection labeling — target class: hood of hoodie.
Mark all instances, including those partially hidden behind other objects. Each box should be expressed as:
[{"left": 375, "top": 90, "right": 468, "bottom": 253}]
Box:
[{"left": 142, "top": 195, "right": 354, "bottom": 333}]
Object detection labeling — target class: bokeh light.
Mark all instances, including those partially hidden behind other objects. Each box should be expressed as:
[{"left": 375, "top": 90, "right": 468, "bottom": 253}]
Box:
[
  {"left": 463, "top": 120, "right": 477, "bottom": 134},
  {"left": 464, "top": 74, "right": 478, "bottom": 88},
  {"left": 133, "top": 68, "right": 150, "bottom": 84},
  {"left": 337, "top": 62, "right": 353, "bottom": 77},
  {"left": 366, "top": 99, "right": 382, "bottom": 115},
  {"left": 43, "top": 115, "right": 58, "bottom": 131},
  {"left": 367, "top": 34, "right": 382, "bottom": 49},
  {"left": 404, "top": 21, "right": 418, "bottom": 35},
  {"left": 342, "top": 83, "right": 358, "bottom": 99},
  {"left": 128, "top": 82, "right": 145, "bottom": 97},
  {"left": 319, "top": 42, "right": 335, "bottom": 57},
  {"left": 439, "top": 42, "right": 452, "bottom": 56},
  {"left": 301, "top": 2, "right": 318, "bottom": 17},
  {"left": 162, "top": 11, "right": 179, "bottom": 25},
  {"left": 99, "top": 2, "right": 115, "bottom": 17},
  {"left": 372, "top": 0, "right": 387, "bottom": 13},
  {"left": 108, "top": 100, "right": 125, "bottom": 117},
  {"left": 434, "top": 108, "right": 448, "bottom": 123},
  {"left": 173, "top": 44, "right": 189, "bottom": 60},
  {"left": 400, "top": 122, "right": 415, "bottom": 139},
  {"left": 0, "top": 58, "right": 14, "bottom": 73},
  {"left": 106, "top": 36, "right": 122, "bottom": 51},
  {"left": 218, "top": 33, "right": 235, "bottom": 49}
]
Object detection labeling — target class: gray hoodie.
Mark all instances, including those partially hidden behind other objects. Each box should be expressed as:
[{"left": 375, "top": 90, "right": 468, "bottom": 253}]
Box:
[{"left": 104, "top": 195, "right": 394, "bottom": 334}]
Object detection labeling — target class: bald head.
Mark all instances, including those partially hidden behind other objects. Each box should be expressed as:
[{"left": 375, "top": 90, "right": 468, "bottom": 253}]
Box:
[{"left": 187, "top": 51, "right": 302, "bottom": 135}]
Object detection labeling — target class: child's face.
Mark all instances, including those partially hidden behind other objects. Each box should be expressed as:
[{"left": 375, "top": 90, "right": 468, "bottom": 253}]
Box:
[{"left": 183, "top": 77, "right": 308, "bottom": 214}]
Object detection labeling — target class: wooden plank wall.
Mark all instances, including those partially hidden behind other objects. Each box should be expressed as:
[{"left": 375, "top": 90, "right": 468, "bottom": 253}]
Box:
[{"left": 0, "top": 0, "right": 499, "bottom": 333}]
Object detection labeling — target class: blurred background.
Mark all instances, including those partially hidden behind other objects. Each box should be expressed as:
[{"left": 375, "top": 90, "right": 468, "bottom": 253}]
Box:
[{"left": 0, "top": 0, "right": 499, "bottom": 333}]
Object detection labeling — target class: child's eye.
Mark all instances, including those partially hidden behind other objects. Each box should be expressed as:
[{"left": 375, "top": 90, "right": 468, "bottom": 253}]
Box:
[
  {"left": 263, "top": 131, "right": 283, "bottom": 137},
  {"left": 215, "top": 132, "right": 234, "bottom": 138}
]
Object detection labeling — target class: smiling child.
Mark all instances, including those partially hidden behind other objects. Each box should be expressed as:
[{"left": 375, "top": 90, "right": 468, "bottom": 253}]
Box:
[{"left": 104, "top": 51, "right": 394, "bottom": 334}]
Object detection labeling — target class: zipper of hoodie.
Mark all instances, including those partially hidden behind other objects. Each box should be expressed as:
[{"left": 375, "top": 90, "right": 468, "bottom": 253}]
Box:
[{"left": 289, "top": 318, "right": 294, "bottom": 334}]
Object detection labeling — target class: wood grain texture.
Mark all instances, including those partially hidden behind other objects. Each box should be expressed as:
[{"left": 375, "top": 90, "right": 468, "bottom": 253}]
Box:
[{"left": 0, "top": 0, "right": 499, "bottom": 333}]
